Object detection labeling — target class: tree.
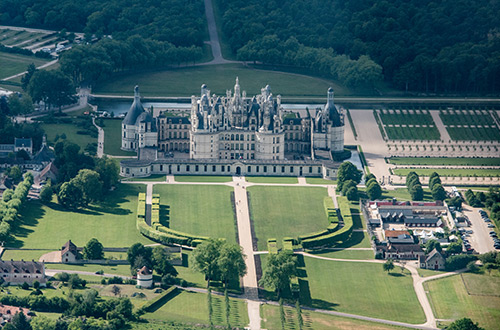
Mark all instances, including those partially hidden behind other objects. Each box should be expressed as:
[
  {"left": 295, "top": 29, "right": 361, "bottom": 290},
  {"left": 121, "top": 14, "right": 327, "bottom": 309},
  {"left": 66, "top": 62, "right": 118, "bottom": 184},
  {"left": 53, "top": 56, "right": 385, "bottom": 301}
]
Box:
[
  {"left": 426, "top": 240, "right": 442, "bottom": 254},
  {"left": 429, "top": 172, "right": 440, "bottom": 189},
  {"left": 111, "top": 285, "right": 121, "bottom": 297},
  {"left": 57, "top": 272, "right": 70, "bottom": 283},
  {"left": 7, "top": 94, "right": 33, "bottom": 117},
  {"left": 8, "top": 166, "right": 22, "bottom": 182},
  {"left": 447, "top": 318, "right": 484, "bottom": 330},
  {"left": 431, "top": 183, "right": 447, "bottom": 201},
  {"left": 341, "top": 179, "right": 357, "bottom": 196},
  {"left": 127, "top": 243, "right": 152, "bottom": 274},
  {"left": 31, "top": 316, "right": 56, "bottom": 330},
  {"left": 94, "top": 157, "right": 119, "bottom": 191},
  {"left": 28, "top": 70, "right": 76, "bottom": 111},
  {"left": 409, "top": 183, "right": 424, "bottom": 201},
  {"left": 383, "top": 259, "right": 394, "bottom": 273},
  {"left": 21, "top": 63, "right": 37, "bottom": 92},
  {"left": 152, "top": 246, "right": 178, "bottom": 277},
  {"left": 72, "top": 169, "right": 102, "bottom": 205},
  {"left": 446, "top": 242, "right": 463, "bottom": 254},
  {"left": 39, "top": 183, "right": 53, "bottom": 204},
  {"left": 366, "top": 180, "right": 382, "bottom": 200},
  {"left": 259, "top": 251, "right": 297, "bottom": 297},
  {"left": 83, "top": 238, "right": 104, "bottom": 260},
  {"left": 217, "top": 243, "right": 247, "bottom": 288},
  {"left": 57, "top": 181, "right": 83, "bottom": 209},
  {"left": 10, "top": 311, "right": 32, "bottom": 330},
  {"left": 346, "top": 186, "right": 359, "bottom": 201},
  {"left": 337, "top": 162, "right": 362, "bottom": 191},
  {"left": 192, "top": 239, "right": 224, "bottom": 286}
]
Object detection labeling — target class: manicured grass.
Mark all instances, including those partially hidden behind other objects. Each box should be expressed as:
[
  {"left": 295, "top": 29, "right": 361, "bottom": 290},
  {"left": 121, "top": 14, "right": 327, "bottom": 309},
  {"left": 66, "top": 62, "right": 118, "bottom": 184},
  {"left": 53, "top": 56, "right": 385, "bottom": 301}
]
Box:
[
  {"left": 306, "top": 248, "right": 374, "bottom": 260},
  {"left": 145, "top": 290, "right": 249, "bottom": 328},
  {"left": 9, "top": 184, "right": 153, "bottom": 249},
  {"left": 261, "top": 303, "right": 411, "bottom": 330},
  {"left": 439, "top": 110, "right": 495, "bottom": 126},
  {"left": 94, "top": 63, "right": 350, "bottom": 97},
  {"left": 246, "top": 176, "right": 298, "bottom": 184},
  {"left": 174, "top": 175, "right": 232, "bottom": 183},
  {"left": 0, "top": 82, "right": 23, "bottom": 92},
  {"left": 100, "top": 119, "right": 137, "bottom": 156},
  {"left": 388, "top": 157, "right": 500, "bottom": 166},
  {"left": 93, "top": 283, "right": 162, "bottom": 308},
  {"left": 446, "top": 126, "right": 500, "bottom": 141},
  {"left": 40, "top": 123, "right": 96, "bottom": 152},
  {"left": 304, "top": 258, "right": 425, "bottom": 323},
  {"left": 248, "top": 186, "right": 328, "bottom": 250},
  {"left": 123, "top": 175, "right": 166, "bottom": 182},
  {"left": 393, "top": 168, "right": 500, "bottom": 177},
  {"left": 1, "top": 249, "right": 53, "bottom": 261},
  {"left": 305, "top": 177, "right": 336, "bottom": 185},
  {"left": 45, "top": 264, "right": 131, "bottom": 276},
  {"left": 416, "top": 268, "right": 447, "bottom": 278},
  {"left": 461, "top": 272, "right": 500, "bottom": 296},
  {"left": 384, "top": 126, "right": 441, "bottom": 140},
  {"left": 374, "top": 188, "right": 434, "bottom": 202},
  {"left": 153, "top": 185, "right": 236, "bottom": 243},
  {"left": 0, "top": 51, "right": 49, "bottom": 79},
  {"left": 425, "top": 274, "right": 500, "bottom": 330},
  {"left": 379, "top": 110, "right": 435, "bottom": 126}
]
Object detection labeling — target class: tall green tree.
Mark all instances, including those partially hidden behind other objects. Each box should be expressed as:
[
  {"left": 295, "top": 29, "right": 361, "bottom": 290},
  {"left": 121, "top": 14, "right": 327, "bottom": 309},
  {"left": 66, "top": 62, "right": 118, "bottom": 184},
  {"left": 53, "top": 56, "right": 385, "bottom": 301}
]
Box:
[
  {"left": 193, "top": 239, "right": 224, "bottom": 287},
  {"left": 28, "top": 70, "right": 76, "bottom": 111},
  {"left": 259, "top": 251, "right": 297, "bottom": 297},
  {"left": 21, "top": 63, "right": 37, "bottom": 92},
  {"left": 447, "top": 318, "right": 484, "bottom": 330},
  {"left": 72, "top": 169, "right": 103, "bottom": 205},
  {"left": 83, "top": 238, "right": 104, "bottom": 260},
  {"left": 431, "top": 183, "right": 447, "bottom": 201},
  {"left": 152, "top": 246, "right": 178, "bottom": 276},
  {"left": 383, "top": 259, "right": 394, "bottom": 273},
  {"left": 337, "top": 161, "right": 362, "bottom": 191},
  {"left": 57, "top": 180, "right": 83, "bottom": 209}
]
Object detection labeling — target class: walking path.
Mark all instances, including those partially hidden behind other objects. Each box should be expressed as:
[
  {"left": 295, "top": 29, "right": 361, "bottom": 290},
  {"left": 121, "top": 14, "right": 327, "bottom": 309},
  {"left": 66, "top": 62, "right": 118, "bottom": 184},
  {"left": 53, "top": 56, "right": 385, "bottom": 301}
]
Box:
[
  {"left": 92, "top": 116, "right": 104, "bottom": 158},
  {"left": 2, "top": 59, "right": 58, "bottom": 81},
  {"left": 429, "top": 111, "right": 451, "bottom": 141},
  {"left": 145, "top": 183, "right": 153, "bottom": 226},
  {"left": 232, "top": 176, "right": 261, "bottom": 330},
  {"left": 203, "top": 0, "right": 238, "bottom": 65}
]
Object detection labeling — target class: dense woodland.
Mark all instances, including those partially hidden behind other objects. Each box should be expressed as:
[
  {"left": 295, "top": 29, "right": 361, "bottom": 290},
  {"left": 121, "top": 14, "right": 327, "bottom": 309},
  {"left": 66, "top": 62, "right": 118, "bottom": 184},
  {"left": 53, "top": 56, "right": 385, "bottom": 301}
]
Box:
[{"left": 216, "top": 0, "right": 500, "bottom": 94}]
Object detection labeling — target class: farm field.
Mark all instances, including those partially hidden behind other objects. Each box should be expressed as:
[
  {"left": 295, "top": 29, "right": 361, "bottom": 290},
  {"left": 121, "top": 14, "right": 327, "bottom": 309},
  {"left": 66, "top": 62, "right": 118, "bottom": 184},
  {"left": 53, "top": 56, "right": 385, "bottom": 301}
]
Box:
[
  {"left": 9, "top": 184, "right": 152, "bottom": 249},
  {"left": 0, "top": 51, "right": 49, "bottom": 79},
  {"left": 100, "top": 119, "right": 136, "bottom": 156},
  {"left": 260, "top": 304, "right": 410, "bottom": 330},
  {"left": 303, "top": 257, "right": 425, "bottom": 324},
  {"left": 425, "top": 274, "right": 500, "bottom": 330},
  {"left": 40, "top": 123, "right": 96, "bottom": 152},
  {"left": 388, "top": 157, "right": 500, "bottom": 166},
  {"left": 248, "top": 186, "right": 329, "bottom": 250},
  {"left": 153, "top": 184, "right": 236, "bottom": 243},
  {"left": 145, "top": 290, "right": 249, "bottom": 328},
  {"left": 93, "top": 63, "right": 351, "bottom": 98},
  {"left": 392, "top": 168, "right": 500, "bottom": 177}
]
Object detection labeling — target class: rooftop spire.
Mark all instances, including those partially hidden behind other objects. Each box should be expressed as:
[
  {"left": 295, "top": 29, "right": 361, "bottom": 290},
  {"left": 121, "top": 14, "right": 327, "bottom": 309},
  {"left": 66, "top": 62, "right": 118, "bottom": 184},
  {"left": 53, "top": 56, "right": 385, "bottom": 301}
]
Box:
[{"left": 134, "top": 85, "right": 140, "bottom": 99}]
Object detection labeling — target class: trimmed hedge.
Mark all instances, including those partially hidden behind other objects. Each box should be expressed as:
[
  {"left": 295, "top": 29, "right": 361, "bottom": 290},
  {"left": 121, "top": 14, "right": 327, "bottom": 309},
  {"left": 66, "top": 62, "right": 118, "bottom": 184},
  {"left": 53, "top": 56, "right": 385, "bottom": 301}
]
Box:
[
  {"left": 140, "top": 286, "right": 178, "bottom": 313},
  {"left": 157, "top": 226, "right": 209, "bottom": 241},
  {"left": 268, "top": 239, "right": 278, "bottom": 254},
  {"left": 282, "top": 239, "right": 293, "bottom": 251},
  {"left": 137, "top": 217, "right": 189, "bottom": 246}
]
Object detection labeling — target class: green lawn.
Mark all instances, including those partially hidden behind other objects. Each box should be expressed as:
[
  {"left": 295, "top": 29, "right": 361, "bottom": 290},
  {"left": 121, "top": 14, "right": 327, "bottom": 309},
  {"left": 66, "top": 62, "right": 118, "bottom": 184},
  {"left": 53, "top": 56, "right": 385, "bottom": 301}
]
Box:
[
  {"left": 1, "top": 249, "right": 53, "bottom": 261},
  {"left": 0, "top": 51, "right": 49, "bottom": 79},
  {"left": 306, "top": 248, "right": 374, "bottom": 260},
  {"left": 100, "top": 119, "right": 137, "bottom": 156},
  {"left": 45, "top": 264, "right": 132, "bottom": 276},
  {"left": 425, "top": 274, "right": 500, "bottom": 330},
  {"left": 40, "top": 123, "right": 96, "bottom": 152},
  {"left": 174, "top": 175, "right": 233, "bottom": 183},
  {"left": 416, "top": 268, "right": 447, "bottom": 278},
  {"left": 248, "top": 186, "right": 328, "bottom": 250},
  {"left": 305, "top": 177, "right": 336, "bottom": 185},
  {"left": 94, "top": 63, "right": 350, "bottom": 97},
  {"left": 145, "top": 290, "right": 249, "bottom": 328},
  {"left": 393, "top": 168, "right": 500, "bottom": 177},
  {"left": 261, "top": 304, "right": 412, "bottom": 330},
  {"left": 9, "top": 184, "right": 153, "bottom": 249},
  {"left": 123, "top": 174, "right": 166, "bottom": 182},
  {"left": 384, "top": 126, "right": 441, "bottom": 140},
  {"left": 388, "top": 157, "right": 500, "bottom": 166},
  {"left": 153, "top": 185, "right": 236, "bottom": 243},
  {"left": 304, "top": 258, "right": 425, "bottom": 323},
  {"left": 246, "top": 176, "right": 298, "bottom": 184}
]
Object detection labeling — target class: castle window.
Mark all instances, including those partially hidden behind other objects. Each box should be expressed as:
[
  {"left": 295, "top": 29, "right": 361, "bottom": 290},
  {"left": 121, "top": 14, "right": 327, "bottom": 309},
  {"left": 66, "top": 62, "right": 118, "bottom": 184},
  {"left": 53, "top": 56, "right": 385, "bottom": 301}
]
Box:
[
  {"left": 240, "top": 143, "right": 243, "bottom": 150},
  {"left": 231, "top": 134, "right": 234, "bottom": 140},
  {"left": 204, "top": 165, "right": 207, "bottom": 172},
  {"left": 256, "top": 166, "right": 259, "bottom": 173},
  {"left": 123, "top": 132, "right": 126, "bottom": 138},
  {"left": 309, "top": 167, "right": 313, "bottom": 173},
  {"left": 160, "top": 165, "right": 163, "bottom": 171},
  {"left": 273, "top": 166, "right": 277, "bottom": 173},
  {"left": 213, "top": 165, "right": 216, "bottom": 172},
  {"left": 195, "top": 165, "right": 199, "bottom": 172},
  {"left": 248, "top": 166, "right": 251, "bottom": 172},
  {"left": 251, "top": 135, "right": 255, "bottom": 141},
  {"left": 290, "top": 166, "right": 293, "bottom": 172},
  {"left": 240, "top": 134, "right": 244, "bottom": 141},
  {"left": 277, "top": 137, "right": 280, "bottom": 143},
  {"left": 186, "top": 165, "right": 190, "bottom": 172},
  {"left": 227, "top": 166, "right": 230, "bottom": 172},
  {"left": 276, "top": 146, "right": 279, "bottom": 153},
  {"left": 177, "top": 165, "right": 180, "bottom": 171},
  {"left": 222, "top": 166, "right": 225, "bottom": 172},
  {"left": 263, "top": 166, "right": 267, "bottom": 173},
  {"left": 282, "top": 166, "right": 285, "bottom": 173}
]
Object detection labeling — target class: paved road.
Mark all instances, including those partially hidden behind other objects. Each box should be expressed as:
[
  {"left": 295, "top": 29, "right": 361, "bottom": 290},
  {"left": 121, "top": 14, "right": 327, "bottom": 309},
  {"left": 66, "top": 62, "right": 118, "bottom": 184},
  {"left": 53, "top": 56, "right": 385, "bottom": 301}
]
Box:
[
  {"left": 233, "top": 176, "right": 261, "bottom": 330},
  {"left": 203, "top": 0, "right": 238, "bottom": 65},
  {"left": 92, "top": 116, "right": 105, "bottom": 158}
]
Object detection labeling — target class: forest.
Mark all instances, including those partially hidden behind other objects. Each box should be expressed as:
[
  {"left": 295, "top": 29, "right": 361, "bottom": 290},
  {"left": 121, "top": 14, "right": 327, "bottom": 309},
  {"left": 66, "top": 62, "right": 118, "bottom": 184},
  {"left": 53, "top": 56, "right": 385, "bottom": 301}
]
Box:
[{"left": 216, "top": 0, "right": 500, "bottom": 94}]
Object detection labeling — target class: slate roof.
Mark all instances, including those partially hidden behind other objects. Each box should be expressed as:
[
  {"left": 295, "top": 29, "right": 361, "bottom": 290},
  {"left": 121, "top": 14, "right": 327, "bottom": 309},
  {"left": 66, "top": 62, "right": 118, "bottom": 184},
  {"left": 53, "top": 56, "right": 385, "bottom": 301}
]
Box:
[
  {"left": 61, "top": 240, "right": 77, "bottom": 256},
  {"left": 426, "top": 248, "right": 444, "bottom": 262},
  {"left": 138, "top": 266, "right": 152, "bottom": 275},
  {"left": 123, "top": 86, "right": 145, "bottom": 125},
  {"left": 33, "top": 143, "right": 55, "bottom": 164},
  {"left": 0, "top": 260, "right": 44, "bottom": 274},
  {"left": 14, "top": 138, "right": 32, "bottom": 149}
]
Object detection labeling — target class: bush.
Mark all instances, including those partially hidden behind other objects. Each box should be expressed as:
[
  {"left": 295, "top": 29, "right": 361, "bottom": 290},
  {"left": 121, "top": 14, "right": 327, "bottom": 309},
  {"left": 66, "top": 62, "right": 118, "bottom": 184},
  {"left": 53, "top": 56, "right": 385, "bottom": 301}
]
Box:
[{"left": 445, "top": 254, "right": 478, "bottom": 271}]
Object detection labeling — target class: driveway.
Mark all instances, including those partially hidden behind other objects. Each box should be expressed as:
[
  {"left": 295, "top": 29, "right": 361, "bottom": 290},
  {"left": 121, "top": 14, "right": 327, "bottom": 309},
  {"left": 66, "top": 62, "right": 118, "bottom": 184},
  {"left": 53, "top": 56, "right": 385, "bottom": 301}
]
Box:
[{"left": 462, "top": 205, "right": 495, "bottom": 254}]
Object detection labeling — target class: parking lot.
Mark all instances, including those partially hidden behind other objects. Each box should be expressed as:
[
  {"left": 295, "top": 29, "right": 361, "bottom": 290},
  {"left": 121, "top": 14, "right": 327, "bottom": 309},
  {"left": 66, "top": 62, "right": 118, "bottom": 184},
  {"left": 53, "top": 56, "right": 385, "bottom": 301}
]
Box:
[{"left": 461, "top": 205, "right": 497, "bottom": 253}]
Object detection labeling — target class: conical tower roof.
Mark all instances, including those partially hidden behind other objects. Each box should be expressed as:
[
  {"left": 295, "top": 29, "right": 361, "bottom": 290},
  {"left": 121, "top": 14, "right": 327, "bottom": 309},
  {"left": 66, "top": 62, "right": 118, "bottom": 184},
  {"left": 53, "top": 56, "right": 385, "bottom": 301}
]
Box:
[{"left": 123, "top": 85, "right": 145, "bottom": 125}]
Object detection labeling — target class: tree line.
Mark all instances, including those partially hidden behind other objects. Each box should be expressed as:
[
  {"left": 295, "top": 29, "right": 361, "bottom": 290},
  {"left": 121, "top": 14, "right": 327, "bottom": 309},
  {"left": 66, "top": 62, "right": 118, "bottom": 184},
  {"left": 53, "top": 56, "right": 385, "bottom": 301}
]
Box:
[{"left": 216, "top": 0, "right": 500, "bottom": 94}]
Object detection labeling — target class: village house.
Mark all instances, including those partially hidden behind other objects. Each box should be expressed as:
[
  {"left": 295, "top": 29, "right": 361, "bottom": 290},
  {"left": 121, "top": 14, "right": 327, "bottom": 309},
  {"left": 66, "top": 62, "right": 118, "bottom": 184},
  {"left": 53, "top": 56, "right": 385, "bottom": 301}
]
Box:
[
  {"left": 419, "top": 248, "right": 446, "bottom": 270},
  {"left": 0, "top": 304, "right": 32, "bottom": 327},
  {"left": 61, "top": 240, "right": 79, "bottom": 263},
  {"left": 0, "top": 260, "right": 46, "bottom": 286}
]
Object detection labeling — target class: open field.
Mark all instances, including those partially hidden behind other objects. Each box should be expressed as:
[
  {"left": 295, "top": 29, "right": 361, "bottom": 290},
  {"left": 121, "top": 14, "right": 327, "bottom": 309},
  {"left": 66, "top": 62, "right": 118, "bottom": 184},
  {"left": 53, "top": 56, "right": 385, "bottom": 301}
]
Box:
[
  {"left": 45, "top": 263, "right": 131, "bottom": 276},
  {"left": 304, "top": 257, "right": 425, "bottom": 324},
  {"left": 246, "top": 176, "right": 298, "bottom": 184},
  {"left": 392, "top": 168, "right": 500, "bottom": 177},
  {"left": 446, "top": 127, "right": 500, "bottom": 141},
  {"left": 153, "top": 185, "right": 236, "bottom": 243},
  {"left": 261, "top": 303, "right": 412, "bottom": 330},
  {"left": 305, "top": 177, "right": 336, "bottom": 185},
  {"left": 0, "top": 30, "right": 45, "bottom": 46},
  {"left": 0, "top": 51, "right": 49, "bottom": 79},
  {"left": 248, "top": 186, "right": 328, "bottom": 250},
  {"left": 1, "top": 249, "right": 53, "bottom": 261},
  {"left": 174, "top": 175, "right": 232, "bottom": 183},
  {"left": 416, "top": 268, "right": 447, "bottom": 278},
  {"left": 425, "top": 274, "right": 500, "bottom": 330},
  {"left": 306, "top": 248, "right": 374, "bottom": 260},
  {"left": 9, "top": 184, "right": 153, "bottom": 249},
  {"left": 388, "top": 157, "right": 500, "bottom": 166},
  {"left": 40, "top": 123, "right": 96, "bottom": 152},
  {"left": 100, "top": 119, "right": 137, "bottom": 156},
  {"left": 123, "top": 175, "right": 166, "bottom": 182},
  {"left": 93, "top": 63, "right": 351, "bottom": 97},
  {"left": 145, "top": 290, "right": 249, "bottom": 328}
]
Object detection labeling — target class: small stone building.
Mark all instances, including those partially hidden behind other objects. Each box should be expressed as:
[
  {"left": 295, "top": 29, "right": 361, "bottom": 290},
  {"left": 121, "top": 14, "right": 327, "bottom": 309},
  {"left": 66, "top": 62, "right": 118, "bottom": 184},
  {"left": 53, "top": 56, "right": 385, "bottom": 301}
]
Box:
[
  {"left": 137, "top": 266, "right": 153, "bottom": 288},
  {"left": 419, "top": 248, "right": 446, "bottom": 270},
  {"left": 61, "top": 240, "right": 78, "bottom": 263}
]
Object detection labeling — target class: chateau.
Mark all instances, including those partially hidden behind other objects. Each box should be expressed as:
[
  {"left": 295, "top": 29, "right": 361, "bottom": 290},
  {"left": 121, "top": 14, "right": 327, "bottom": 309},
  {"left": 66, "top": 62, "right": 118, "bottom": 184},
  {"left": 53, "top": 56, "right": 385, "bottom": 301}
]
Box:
[{"left": 120, "top": 79, "right": 345, "bottom": 178}]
